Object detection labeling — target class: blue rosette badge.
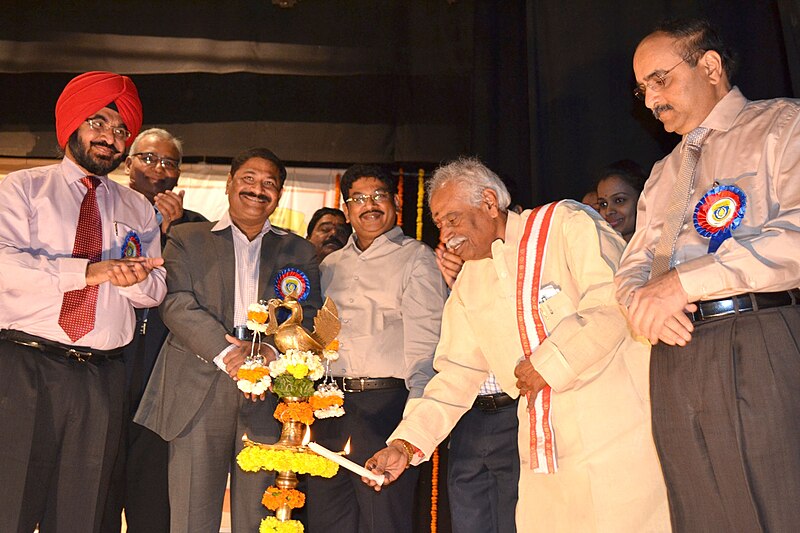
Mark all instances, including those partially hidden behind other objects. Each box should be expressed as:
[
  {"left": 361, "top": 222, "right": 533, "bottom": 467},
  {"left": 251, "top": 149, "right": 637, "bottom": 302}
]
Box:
[
  {"left": 273, "top": 268, "right": 310, "bottom": 302},
  {"left": 121, "top": 231, "right": 142, "bottom": 258},
  {"left": 693, "top": 185, "right": 747, "bottom": 253}
]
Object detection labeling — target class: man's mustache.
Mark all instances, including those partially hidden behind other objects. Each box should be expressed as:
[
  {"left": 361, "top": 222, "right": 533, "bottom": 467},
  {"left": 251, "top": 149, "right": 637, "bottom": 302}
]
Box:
[
  {"left": 90, "top": 141, "right": 120, "bottom": 155},
  {"left": 653, "top": 104, "right": 673, "bottom": 120},
  {"left": 240, "top": 191, "right": 271, "bottom": 202},
  {"left": 322, "top": 235, "right": 346, "bottom": 249},
  {"left": 360, "top": 209, "right": 384, "bottom": 218}
]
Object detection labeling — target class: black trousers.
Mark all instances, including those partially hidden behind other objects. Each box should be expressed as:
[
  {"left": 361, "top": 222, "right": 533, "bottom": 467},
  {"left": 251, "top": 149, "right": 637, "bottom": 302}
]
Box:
[
  {"left": 0, "top": 341, "right": 125, "bottom": 533},
  {"left": 447, "top": 401, "right": 519, "bottom": 533},
  {"left": 101, "top": 419, "right": 170, "bottom": 533},
  {"left": 651, "top": 305, "right": 800, "bottom": 532},
  {"left": 306, "top": 387, "right": 419, "bottom": 533}
]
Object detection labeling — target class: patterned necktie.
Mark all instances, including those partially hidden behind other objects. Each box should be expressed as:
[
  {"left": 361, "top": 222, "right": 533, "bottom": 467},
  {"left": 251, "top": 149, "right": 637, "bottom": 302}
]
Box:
[
  {"left": 58, "top": 176, "right": 103, "bottom": 342},
  {"left": 650, "top": 127, "right": 711, "bottom": 278}
]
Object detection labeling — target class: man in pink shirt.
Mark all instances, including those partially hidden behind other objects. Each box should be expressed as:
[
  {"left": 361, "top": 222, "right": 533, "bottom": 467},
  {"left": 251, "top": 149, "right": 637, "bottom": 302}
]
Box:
[{"left": 0, "top": 72, "right": 166, "bottom": 532}]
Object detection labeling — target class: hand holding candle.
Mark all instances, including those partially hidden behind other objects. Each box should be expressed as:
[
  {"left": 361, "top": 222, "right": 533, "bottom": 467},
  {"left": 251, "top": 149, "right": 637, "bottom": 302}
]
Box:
[
  {"left": 306, "top": 440, "right": 385, "bottom": 486},
  {"left": 302, "top": 428, "right": 385, "bottom": 486}
]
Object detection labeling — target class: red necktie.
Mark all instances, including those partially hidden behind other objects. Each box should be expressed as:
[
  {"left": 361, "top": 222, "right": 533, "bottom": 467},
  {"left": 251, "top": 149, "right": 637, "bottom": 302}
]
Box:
[{"left": 59, "top": 176, "right": 103, "bottom": 342}]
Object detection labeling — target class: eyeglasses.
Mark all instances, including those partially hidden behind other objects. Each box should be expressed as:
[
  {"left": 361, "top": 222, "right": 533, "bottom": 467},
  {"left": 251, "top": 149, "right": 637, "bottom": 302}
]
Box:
[
  {"left": 633, "top": 53, "right": 697, "bottom": 100},
  {"left": 133, "top": 152, "right": 181, "bottom": 172},
  {"left": 85, "top": 118, "right": 131, "bottom": 141},
  {"left": 345, "top": 191, "right": 392, "bottom": 205}
]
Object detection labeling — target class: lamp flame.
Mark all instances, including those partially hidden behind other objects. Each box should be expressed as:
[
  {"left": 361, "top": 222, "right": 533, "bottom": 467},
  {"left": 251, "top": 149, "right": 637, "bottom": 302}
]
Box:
[
  {"left": 343, "top": 437, "right": 351, "bottom": 455},
  {"left": 302, "top": 426, "right": 311, "bottom": 446},
  {"left": 242, "top": 433, "right": 248, "bottom": 441}
]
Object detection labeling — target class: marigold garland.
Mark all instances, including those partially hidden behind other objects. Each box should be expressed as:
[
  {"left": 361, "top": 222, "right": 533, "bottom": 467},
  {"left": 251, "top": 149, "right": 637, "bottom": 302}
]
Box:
[
  {"left": 397, "top": 167, "right": 404, "bottom": 225},
  {"left": 416, "top": 168, "right": 424, "bottom": 240},
  {"left": 273, "top": 401, "right": 315, "bottom": 425},
  {"left": 260, "top": 516, "right": 304, "bottom": 533},
  {"left": 431, "top": 446, "right": 439, "bottom": 532},
  {"left": 238, "top": 446, "right": 339, "bottom": 478},
  {"left": 334, "top": 173, "right": 341, "bottom": 208},
  {"left": 262, "top": 486, "right": 306, "bottom": 511}
]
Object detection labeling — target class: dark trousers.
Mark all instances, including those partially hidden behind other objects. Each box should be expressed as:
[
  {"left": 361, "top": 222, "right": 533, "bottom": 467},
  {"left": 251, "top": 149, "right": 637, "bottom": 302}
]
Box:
[
  {"left": 101, "top": 310, "right": 170, "bottom": 533},
  {"left": 101, "top": 420, "right": 170, "bottom": 533},
  {"left": 447, "top": 401, "right": 519, "bottom": 533},
  {"left": 651, "top": 306, "right": 800, "bottom": 532},
  {"left": 0, "top": 341, "right": 125, "bottom": 533},
  {"left": 306, "top": 387, "right": 419, "bottom": 533}
]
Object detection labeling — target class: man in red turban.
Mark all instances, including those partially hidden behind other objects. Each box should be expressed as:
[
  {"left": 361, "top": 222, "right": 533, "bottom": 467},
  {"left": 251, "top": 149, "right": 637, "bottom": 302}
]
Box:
[
  {"left": 55, "top": 70, "right": 143, "bottom": 148},
  {"left": 0, "top": 72, "right": 165, "bottom": 532}
]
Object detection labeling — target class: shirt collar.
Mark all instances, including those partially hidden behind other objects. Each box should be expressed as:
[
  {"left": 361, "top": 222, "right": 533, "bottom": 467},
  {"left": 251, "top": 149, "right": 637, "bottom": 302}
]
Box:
[
  {"left": 344, "top": 225, "right": 404, "bottom": 253},
  {"left": 60, "top": 156, "right": 110, "bottom": 192},
  {"left": 211, "top": 209, "right": 287, "bottom": 236},
  {"left": 698, "top": 86, "right": 747, "bottom": 133},
  {"left": 491, "top": 209, "right": 519, "bottom": 258}
]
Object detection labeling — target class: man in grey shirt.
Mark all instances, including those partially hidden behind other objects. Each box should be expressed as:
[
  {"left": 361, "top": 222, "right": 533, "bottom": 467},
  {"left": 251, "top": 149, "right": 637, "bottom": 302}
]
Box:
[{"left": 306, "top": 164, "right": 447, "bottom": 533}]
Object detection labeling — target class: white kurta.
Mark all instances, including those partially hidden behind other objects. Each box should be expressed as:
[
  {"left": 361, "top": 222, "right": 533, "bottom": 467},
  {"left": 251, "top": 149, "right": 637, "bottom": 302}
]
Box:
[{"left": 390, "top": 202, "right": 670, "bottom": 532}]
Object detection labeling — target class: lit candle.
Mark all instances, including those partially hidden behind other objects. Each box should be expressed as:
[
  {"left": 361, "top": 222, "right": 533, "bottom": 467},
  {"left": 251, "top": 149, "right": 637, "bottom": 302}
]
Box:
[{"left": 306, "top": 441, "right": 385, "bottom": 486}]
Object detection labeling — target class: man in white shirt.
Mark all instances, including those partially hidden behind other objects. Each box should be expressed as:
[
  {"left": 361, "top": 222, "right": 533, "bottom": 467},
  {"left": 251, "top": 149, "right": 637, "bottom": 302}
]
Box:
[
  {"left": 305, "top": 164, "right": 448, "bottom": 533},
  {"left": 0, "top": 71, "right": 166, "bottom": 532}
]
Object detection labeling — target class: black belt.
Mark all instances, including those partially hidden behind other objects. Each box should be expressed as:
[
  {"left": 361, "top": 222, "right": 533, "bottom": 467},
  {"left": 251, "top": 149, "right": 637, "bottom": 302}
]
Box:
[
  {"left": 0, "top": 329, "right": 123, "bottom": 362},
  {"left": 473, "top": 392, "right": 517, "bottom": 412},
  {"left": 333, "top": 377, "right": 405, "bottom": 393},
  {"left": 687, "top": 289, "right": 800, "bottom": 323}
]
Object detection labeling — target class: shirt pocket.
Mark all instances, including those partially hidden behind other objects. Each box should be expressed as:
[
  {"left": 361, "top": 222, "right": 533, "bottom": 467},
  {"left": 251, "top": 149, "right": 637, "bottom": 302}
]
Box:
[
  {"left": 114, "top": 219, "right": 146, "bottom": 259},
  {"left": 538, "top": 289, "right": 575, "bottom": 333}
]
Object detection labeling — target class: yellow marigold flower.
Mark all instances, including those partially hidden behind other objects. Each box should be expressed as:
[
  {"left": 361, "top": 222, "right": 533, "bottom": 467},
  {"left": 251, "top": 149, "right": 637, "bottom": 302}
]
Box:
[
  {"left": 260, "top": 516, "right": 304, "bottom": 533},
  {"left": 237, "top": 447, "right": 339, "bottom": 478},
  {"left": 286, "top": 364, "right": 309, "bottom": 379}
]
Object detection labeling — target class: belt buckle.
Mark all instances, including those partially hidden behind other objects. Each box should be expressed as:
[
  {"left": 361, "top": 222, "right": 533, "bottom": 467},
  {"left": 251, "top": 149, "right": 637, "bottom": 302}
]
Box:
[
  {"left": 67, "top": 348, "right": 91, "bottom": 362},
  {"left": 485, "top": 395, "right": 497, "bottom": 410},
  {"left": 342, "top": 378, "right": 365, "bottom": 393}
]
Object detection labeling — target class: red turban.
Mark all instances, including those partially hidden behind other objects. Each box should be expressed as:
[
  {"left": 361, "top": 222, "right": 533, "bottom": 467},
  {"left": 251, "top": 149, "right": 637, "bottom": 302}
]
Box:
[{"left": 55, "top": 71, "right": 143, "bottom": 148}]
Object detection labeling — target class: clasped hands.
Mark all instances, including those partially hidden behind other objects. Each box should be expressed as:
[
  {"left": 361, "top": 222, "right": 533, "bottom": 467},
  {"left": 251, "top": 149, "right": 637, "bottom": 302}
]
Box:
[
  {"left": 86, "top": 256, "right": 164, "bottom": 287},
  {"left": 625, "top": 269, "right": 697, "bottom": 346}
]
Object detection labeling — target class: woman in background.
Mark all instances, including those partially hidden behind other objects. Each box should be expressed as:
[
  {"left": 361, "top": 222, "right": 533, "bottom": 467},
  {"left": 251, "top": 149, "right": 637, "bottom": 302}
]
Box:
[{"left": 595, "top": 160, "right": 647, "bottom": 243}]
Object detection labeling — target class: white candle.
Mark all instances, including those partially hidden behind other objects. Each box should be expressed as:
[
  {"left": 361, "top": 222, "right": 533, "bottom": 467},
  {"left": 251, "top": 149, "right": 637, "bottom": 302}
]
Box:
[{"left": 307, "top": 441, "right": 385, "bottom": 486}]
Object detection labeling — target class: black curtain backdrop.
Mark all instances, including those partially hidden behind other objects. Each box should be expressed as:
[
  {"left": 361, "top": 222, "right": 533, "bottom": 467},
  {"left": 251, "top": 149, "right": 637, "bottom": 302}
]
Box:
[{"left": 0, "top": 0, "right": 797, "bottom": 210}]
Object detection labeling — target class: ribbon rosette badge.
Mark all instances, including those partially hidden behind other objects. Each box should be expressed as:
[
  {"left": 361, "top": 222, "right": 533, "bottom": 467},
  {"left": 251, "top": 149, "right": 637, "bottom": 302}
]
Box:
[
  {"left": 693, "top": 185, "right": 747, "bottom": 253},
  {"left": 121, "top": 231, "right": 142, "bottom": 258},
  {"left": 274, "top": 268, "right": 310, "bottom": 302}
]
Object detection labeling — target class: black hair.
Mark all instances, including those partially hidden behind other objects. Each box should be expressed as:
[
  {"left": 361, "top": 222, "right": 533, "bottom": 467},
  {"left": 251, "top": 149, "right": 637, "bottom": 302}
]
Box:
[
  {"left": 340, "top": 164, "right": 396, "bottom": 201},
  {"left": 595, "top": 159, "right": 647, "bottom": 194},
  {"left": 653, "top": 18, "right": 737, "bottom": 81},
  {"left": 230, "top": 147, "right": 287, "bottom": 187},
  {"left": 306, "top": 207, "right": 347, "bottom": 238}
]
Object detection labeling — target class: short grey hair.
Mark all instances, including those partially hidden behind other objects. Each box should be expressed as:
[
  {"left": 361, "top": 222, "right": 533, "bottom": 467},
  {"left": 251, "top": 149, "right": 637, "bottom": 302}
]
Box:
[
  {"left": 129, "top": 128, "right": 183, "bottom": 162},
  {"left": 427, "top": 157, "right": 511, "bottom": 211}
]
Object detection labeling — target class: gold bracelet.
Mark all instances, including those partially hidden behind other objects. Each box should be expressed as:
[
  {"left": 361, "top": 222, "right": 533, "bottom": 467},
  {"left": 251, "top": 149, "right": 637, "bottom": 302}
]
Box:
[{"left": 394, "top": 439, "right": 416, "bottom": 469}]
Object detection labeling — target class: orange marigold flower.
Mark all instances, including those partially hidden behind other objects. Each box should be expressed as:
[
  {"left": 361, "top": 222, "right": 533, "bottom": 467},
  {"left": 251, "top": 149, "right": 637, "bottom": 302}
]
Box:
[
  {"left": 273, "top": 401, "right": 315, "bottom": 425},
  {"left": 261, "top": 486, "right": 306, "bottom": 511},
  {"left": 247, "top": 309, "right": 269, "bottom": 324},
  {"left": 237, "top": 366, "right": 270, "bottom": 382},
  {"left": 309, "top": 395, "right": 344, "bottom": 410}
]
